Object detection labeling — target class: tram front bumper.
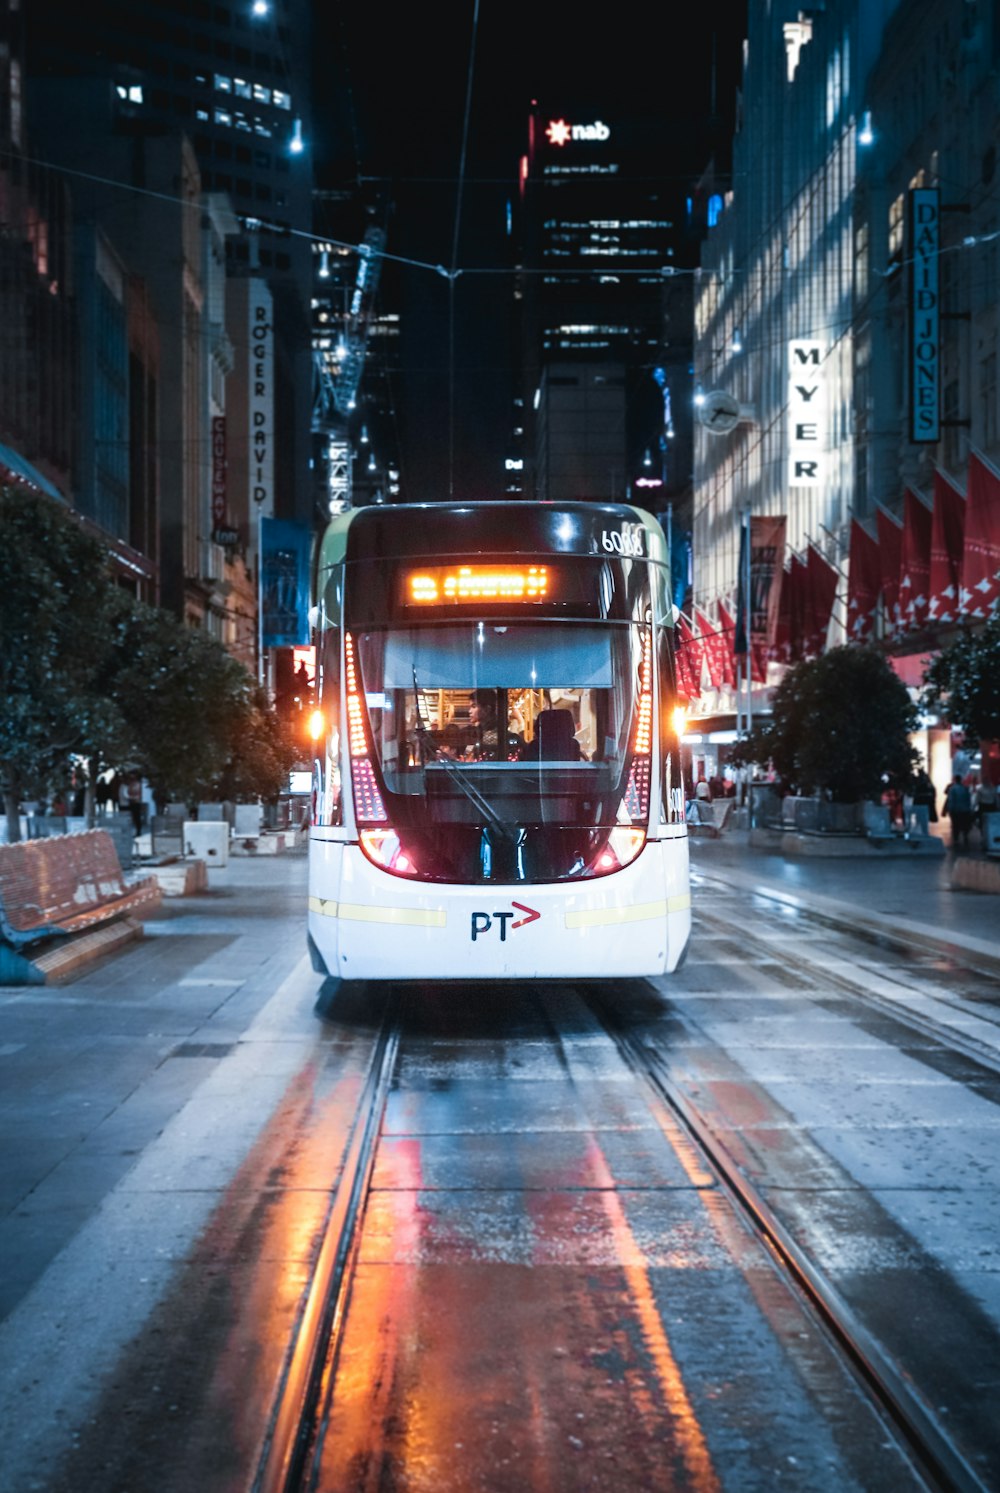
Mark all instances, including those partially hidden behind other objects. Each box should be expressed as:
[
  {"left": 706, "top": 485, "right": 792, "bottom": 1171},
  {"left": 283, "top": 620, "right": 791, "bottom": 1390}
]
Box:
[{"left": 308, "top": 835, "right": 691, "bottom": 982}]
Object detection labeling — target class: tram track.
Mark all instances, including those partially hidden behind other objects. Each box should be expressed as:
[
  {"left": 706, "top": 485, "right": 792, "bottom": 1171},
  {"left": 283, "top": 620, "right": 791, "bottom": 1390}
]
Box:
[
  {"left": 251, "top": 990, "right": 402, "bottom": 1493},
  {"left": 588, "top": 983, "right": 992, "bottom": 1493},
  {"left": 692, "top": 877, "right": 1000, "bottom": 1080}
]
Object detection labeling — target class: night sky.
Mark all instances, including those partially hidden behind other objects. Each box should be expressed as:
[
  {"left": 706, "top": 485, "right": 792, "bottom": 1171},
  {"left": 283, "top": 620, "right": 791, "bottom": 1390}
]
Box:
[{"left": 313, "top": 4, "right": 747, "bottom": 501}]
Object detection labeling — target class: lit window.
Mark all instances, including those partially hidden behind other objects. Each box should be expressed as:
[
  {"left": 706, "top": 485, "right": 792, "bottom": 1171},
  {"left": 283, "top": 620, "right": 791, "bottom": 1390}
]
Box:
[
  {"left": 254, "top": 118, "right": 272, "bottom": 137},
  {"left": 234, "top": 77, "right": 252, "bottom": 99},
  {"left": 214, "top": 74, "right": 232, "bottom": 92},
  {"left": 196, "top": 108, "right": 210, "bottom": 121},
  {"left": 273, "top": 89, "right": 291, "bottom": 110},
  {"left": 214, "top": 108, "right": 232, "bottom": 126},
  {"left": 253, "top": 83, "right": 271, "bottom": 103}
]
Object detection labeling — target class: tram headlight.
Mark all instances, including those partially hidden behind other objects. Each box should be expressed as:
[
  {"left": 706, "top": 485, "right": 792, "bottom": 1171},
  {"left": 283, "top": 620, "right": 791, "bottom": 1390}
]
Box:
[
  {"left": 307, "top": 708, "right": 326, "bottom": 742},
  {"left": 671, "top": 705, "right": 688, "bottom": 738}
]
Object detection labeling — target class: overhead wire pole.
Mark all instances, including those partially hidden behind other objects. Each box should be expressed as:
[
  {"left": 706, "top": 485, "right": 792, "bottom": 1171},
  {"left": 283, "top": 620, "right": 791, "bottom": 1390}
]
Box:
[{"left": 447, "top": 0, "right": 480, "bottom": 499}]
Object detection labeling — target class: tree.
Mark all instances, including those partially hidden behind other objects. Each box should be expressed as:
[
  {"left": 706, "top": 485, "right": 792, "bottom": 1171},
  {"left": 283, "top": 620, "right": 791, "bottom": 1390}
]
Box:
[
  {"left": 922, "top": 616, "right": 1000, "bottom": 743},
  {"left": 104, "top": 601, "right": 254, "bottom": 804},
  {"left": 0, "top": 488, "right": 124, "bottom": 840},
  {"left": 216, "top": 686, "right": 301, "bottom": 805},
  {"left": 734, "top": 646, "right": 918, "bottom": 802}
]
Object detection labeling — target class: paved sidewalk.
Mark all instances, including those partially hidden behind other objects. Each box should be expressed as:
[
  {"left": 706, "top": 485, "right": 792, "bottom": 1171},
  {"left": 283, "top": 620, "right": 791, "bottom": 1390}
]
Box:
[
  {"left": 690, "top": 831, "right": 1000, "bottom": 967},
  {"left": 0, "top": 853, "right": 312, "bottom": 1320}
]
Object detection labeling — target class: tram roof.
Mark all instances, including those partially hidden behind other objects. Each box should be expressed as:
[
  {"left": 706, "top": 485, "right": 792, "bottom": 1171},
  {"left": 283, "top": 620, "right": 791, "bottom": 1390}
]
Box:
[{"left": 319, "top": 501, "right": 668, "bottom": 573}]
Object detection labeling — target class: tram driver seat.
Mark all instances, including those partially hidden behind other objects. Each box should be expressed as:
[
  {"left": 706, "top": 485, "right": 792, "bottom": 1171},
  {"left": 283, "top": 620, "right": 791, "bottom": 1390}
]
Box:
[{"left": 528, "top": 708, "right": 582, "bottom": 762}]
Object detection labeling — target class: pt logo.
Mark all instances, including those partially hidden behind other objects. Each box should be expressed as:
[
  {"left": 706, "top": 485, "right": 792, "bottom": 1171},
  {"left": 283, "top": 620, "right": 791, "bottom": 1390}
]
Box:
[{"left": 470, "top": 901, "right": 541, "bottom": 942}]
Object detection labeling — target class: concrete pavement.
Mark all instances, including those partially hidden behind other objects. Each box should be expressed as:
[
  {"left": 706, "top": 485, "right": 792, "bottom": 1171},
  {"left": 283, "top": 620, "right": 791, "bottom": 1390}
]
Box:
[{"left": 690, "top": 828, "right": 1000, "bottom": 968}]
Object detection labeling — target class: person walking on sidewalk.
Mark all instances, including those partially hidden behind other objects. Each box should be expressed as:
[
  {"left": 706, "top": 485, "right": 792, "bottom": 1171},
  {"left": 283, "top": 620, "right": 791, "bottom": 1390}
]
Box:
[{"left": 943, "top": 774, "right": 974, "bottom": 851}]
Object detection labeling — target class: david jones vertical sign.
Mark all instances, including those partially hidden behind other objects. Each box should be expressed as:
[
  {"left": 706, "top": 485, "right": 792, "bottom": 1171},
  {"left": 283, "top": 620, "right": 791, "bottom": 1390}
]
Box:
[
  {"left": 909, "top": 188, "right": 940, "bottom": 444},
  {"left": 249, "top": 279, "right": 274, "bottom": 513}
]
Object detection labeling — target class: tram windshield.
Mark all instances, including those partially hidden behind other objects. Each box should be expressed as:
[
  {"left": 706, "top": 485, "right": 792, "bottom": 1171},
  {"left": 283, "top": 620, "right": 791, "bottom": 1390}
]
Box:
[{"left": 351, "top": 620, "right": 649, "bottom": 883}]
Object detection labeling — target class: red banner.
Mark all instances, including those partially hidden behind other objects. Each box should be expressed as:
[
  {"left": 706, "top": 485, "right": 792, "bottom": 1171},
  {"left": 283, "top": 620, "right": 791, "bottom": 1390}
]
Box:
[
  {"left": 715, "top": 602, "right": 737, "bottom": 685},
  {"left": 846, "top": 518, "right": 880, "bottom": 642},
  {"left": 695, "top": 609, "right": 722, "bottom": 688},
  {"left": 804, "top": 545, "right": 838, "bottom": 656},
  {"left": 960, "top": 450, "right": 1000, "bottom": 619},
  {"left": 928, "top": 468, "right": 965, "bottom": 624},
  {"left": 899, "top": 487, "right": 932, "bottom": 631},
  {"left": 675, "top": 616, "right": 702, "bottom": 699},
  {"left": 876, "top": 507, "right": 903, "bottom": 639}
]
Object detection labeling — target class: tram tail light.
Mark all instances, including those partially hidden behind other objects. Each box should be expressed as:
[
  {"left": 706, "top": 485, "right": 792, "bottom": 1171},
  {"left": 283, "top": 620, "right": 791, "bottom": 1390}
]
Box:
[
  {"left": 360, "top": 829, "right": 418, "bottom": 876},
  {"left": 592, "top": 826, "right": 645, "bottom": 876},
  {"left": 345, "top": 633, "right": 387, "bottom": 825}
]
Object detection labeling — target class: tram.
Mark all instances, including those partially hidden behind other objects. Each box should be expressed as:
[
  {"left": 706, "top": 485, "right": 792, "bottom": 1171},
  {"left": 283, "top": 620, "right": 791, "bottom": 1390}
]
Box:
[{"left": 306, "top": 501, "right": 691, "bottom": 983}]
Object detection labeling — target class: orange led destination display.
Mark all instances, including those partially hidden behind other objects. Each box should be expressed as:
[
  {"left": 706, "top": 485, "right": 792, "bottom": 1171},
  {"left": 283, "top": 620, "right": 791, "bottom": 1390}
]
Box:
[{"left": 405, "top": 564, "right": 551, "bottom": 605}]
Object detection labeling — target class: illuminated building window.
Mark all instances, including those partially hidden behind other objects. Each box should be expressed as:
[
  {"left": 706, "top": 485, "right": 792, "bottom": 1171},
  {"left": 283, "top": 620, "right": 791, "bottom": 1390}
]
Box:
[
  {"left": 888, "top": 193, "right": 904, "bottom": 257},
  {"left": 214, "top": 74, "right": 232, "bottom": 92},
  {"left": 253, "top": 82, "right": 271, "bottom": 103},
  {"left": 234, "top": 77, "right": 252, "bottom": 98},
  {"left": 273, "top": 89, "right": 291, "bottom": 109}
]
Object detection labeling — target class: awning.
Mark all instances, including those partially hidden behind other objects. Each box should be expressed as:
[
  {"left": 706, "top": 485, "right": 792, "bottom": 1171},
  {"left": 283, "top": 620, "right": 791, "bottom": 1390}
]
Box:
[{"left": 0, "top": 443, "right": 67, "bottom": 504}]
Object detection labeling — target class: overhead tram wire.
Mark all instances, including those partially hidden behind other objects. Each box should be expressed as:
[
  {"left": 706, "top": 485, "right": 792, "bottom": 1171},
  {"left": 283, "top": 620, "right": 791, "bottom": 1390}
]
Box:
[{"left": 447, "top": 0, "right": 481, "bottom": 501}]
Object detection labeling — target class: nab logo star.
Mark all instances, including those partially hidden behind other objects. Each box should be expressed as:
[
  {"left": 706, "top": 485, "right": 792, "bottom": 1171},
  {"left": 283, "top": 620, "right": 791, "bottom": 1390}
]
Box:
[
  {"left": 546, "top": 118, "right": 572, "bottom": 147},
  {"left": 470, "top": 901, "right": 541, "bottom": 942}
]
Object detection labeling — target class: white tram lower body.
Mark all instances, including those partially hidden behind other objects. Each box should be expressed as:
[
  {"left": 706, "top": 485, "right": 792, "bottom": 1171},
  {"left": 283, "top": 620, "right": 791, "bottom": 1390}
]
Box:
[{"left": 308, "top": 827, "right": 691, "bottom": 982}]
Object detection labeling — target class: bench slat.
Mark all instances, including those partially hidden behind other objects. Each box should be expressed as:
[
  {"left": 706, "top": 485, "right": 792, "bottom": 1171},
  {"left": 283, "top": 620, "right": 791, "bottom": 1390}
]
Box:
[{"left": 0, "top": 831, "right": 162, "bottom": 947}]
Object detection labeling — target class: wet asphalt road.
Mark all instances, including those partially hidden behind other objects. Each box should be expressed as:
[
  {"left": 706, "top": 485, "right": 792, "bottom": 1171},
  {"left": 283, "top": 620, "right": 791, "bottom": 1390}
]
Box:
[{"left": 0, "top": 844, "right": 998, "bottom": 1491}]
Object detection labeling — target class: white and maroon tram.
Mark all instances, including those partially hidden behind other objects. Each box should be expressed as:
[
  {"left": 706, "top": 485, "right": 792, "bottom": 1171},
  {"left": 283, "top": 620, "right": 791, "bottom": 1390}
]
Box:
[{"left": 306, "top": 501, "right": 690, "bottom": 983}]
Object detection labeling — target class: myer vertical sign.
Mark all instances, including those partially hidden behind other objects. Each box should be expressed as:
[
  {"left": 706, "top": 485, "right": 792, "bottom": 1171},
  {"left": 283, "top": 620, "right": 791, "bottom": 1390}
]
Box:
[
  {"left": 788, "top": 340, "right": 826, "bottom": 486},
  {"left": 249, "top": 279, "right": 274, "bottom": 510},
  {"left": 909, "top": 187, "right": 940, "bottom": 443}
]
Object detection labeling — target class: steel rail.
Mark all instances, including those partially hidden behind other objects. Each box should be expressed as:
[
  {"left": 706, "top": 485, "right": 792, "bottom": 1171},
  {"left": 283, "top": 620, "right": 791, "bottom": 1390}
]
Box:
[
  {"left": 693, "top": 867, "right": 1000, "bottom": 983},
  {"left": 250, "top": 992, "right": 402, "bottom": 1493},
  {"left": 591, "top": 987, "right": 993, "bottom": 1493},
  {"left": 692, "top": 894, "right": 1000, "bottom": 1080}
]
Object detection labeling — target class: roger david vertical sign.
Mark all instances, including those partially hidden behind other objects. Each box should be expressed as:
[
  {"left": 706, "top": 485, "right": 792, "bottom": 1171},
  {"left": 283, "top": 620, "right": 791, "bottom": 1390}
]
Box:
[
  {"left": 249, "top": 279, "right": 274, "bottom": 512},
  {"left": 909, "top": 188, "right": 940, "bottom": 443},
  {"left": 788, "top": 340, "right": 825, "bottom": 486}
]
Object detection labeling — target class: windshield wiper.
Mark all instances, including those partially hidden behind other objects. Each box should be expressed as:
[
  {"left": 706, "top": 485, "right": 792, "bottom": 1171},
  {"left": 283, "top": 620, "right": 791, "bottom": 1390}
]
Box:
[{"left": 411, "top": 670, "right": 511, "bottom": 841}]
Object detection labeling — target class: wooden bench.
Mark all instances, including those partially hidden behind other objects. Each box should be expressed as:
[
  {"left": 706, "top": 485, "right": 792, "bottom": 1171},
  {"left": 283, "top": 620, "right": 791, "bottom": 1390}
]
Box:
[{"left": 0, "top": 829, "right": 162, "bottom": 949}]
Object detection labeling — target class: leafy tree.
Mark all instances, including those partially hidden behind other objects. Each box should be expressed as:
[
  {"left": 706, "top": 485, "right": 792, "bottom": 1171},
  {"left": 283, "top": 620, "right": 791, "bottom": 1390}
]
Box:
[
  {"left": 104, "top": 601, "right": 253, "bottom": 804},
  {"left": 733, "top": 646, "right": 918, "bottom": 802},
  {"left": 216, "top": 685, "right": 301, "bottom": 804},
  {"left": 922, "top": 616, "right": 1000, "bottom": 743},
  {"left": 0, "top": 487, "right": 124, "bottom": 840}
]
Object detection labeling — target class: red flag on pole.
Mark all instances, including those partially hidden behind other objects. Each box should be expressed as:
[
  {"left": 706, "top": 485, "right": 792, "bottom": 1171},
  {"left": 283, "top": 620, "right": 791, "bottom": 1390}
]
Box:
[
  {"left": 846, "top": 518, "right": 880, "bottom": 642},
  {"left": 876, "top": 506, "right": 903, "bottom": 639},
  {"left": 675, "top": 616, "right": 702, "bottom": 699},
  {"left": 927, "top": 468, "right": 965, "bottom": 625},
  {"left": 899, "top": 487, "right": 932, "bottom": 631},
  {"left": 695, "top": 609, "right": 723, "bottom": 688},
  {"left": 785, "top": 554, "right": 808, "bottom": 664},
  {"left": 770, "top": 565, "right": 792, "bottom": 662},
  {"left": 715, "top": 601, "right": 737, "bottom": 685},
  {"left": 960, "top": 450, "right": 1000, "bottom": 619},
  {"left": 804, "top": 544, "right": 838, "bottom": 656}
]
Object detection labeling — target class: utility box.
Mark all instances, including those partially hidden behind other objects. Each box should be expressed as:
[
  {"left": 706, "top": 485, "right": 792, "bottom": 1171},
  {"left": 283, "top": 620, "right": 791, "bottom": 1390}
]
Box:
[{"left": 183, "top": 820, "right": 229, "bottom": 867}]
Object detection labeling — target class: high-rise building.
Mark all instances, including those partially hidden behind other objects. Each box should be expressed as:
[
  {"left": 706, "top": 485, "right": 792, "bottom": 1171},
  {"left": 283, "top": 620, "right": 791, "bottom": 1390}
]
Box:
[
  {"left": 24, "top": 0, "right": 314, "bottom": 536},
  {"left": 517, "top": 104, "right": 687, "bottom": 508}
]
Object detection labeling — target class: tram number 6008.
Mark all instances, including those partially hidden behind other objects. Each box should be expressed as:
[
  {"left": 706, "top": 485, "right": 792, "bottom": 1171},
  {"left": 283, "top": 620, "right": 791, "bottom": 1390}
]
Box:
[{"left": 601, "top": 524, "right": 646, "bottom": 557}]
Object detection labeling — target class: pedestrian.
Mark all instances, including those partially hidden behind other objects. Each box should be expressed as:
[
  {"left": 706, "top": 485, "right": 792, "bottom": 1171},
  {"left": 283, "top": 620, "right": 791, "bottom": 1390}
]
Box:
[
  {"left": 943, "top": 774, "right": 974, "bottom": 851},
  {"left": 974, "top": 776, "right": 997, "bottom": 843},
  {"left": 125, "top": 774, "right": 144, "bottom": 838},
  {"left": 910, "top": 767, "right": 937, "bottom": 823}
]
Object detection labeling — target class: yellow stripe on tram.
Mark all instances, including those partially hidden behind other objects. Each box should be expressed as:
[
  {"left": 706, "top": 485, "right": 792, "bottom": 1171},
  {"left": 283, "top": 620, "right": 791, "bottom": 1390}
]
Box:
[
  {"left": 565, "top": 893, "right": 691, "bottom": 929},
  {"left": 308, "top": 896, "right": 338, "bottom": 918},
  {"left": 338, "top": 902, "right": 447, "bottom": 928}
]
